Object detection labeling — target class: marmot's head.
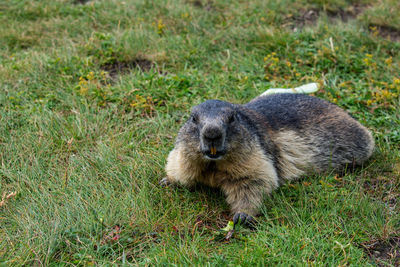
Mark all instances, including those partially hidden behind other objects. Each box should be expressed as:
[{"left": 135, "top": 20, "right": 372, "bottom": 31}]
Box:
[{"left": 179, "top": 100, "right": 243, "bottom": 161}]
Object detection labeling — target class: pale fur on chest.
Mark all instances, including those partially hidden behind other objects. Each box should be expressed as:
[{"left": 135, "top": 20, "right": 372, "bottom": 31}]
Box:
[{"left": 165, "top": 143, "right": 279, "bottom": 193}]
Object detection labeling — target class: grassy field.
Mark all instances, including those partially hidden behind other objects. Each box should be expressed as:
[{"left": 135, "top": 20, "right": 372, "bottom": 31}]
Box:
[{"left": 0, "top": 0, "right": 399, "bottom": 265}]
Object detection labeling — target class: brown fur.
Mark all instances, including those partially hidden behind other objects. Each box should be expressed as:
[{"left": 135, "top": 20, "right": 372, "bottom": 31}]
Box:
[
  {"left": 163, "top": 94, "right": 374, "bottom": 220},
  {"left": 166, "top": 142, "right": 279, "bottom": 215}
]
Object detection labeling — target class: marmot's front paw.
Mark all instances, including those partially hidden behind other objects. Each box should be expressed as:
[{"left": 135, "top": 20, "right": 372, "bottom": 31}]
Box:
[
  {"left": 233, "top": 212, "right": 255, "bottom": 228},
  {"left": 159, "top": 177, "right": 171, "bottom": 187}
]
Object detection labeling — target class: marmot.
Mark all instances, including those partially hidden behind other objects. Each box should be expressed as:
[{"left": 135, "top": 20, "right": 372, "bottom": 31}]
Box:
[{"left": 161, "top": 93, "right": 374, "bottom": 226}]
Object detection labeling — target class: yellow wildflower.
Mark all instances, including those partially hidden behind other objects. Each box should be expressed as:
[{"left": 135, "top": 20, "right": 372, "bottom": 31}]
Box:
[
  {"left": 385, "top": 57, "right": 393, "bottom": 66},
  {"left": 157, "top": 19, "right": 166, "bottom": 35},
  {"left": 86, "top": 71, "right": 95, "bottom": 81},
  {"left": 369, "top": 26, "right": 379, "bottom": 37}
]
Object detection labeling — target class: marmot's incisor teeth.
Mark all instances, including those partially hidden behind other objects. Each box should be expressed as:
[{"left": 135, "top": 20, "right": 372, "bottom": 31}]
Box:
[{"left": 211, "top": 146, "right": 216, "bottom": 155}]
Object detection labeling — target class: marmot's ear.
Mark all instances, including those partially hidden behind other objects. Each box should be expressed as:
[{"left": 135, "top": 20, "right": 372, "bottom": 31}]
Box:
[{"left": 190, "top": 114, "right": 198, "bottom": 124}]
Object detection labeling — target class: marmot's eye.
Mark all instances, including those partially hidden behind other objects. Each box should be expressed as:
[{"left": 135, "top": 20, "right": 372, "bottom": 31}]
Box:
[
  {"left": 191, "top": 115, "right": 197, "bottom": 124},
  {"left": 228, "top": 114, "right": 235, "bottom": 124}
]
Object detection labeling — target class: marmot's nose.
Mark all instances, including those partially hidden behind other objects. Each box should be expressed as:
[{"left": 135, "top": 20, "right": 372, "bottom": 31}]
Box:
[
  {"left": 202, "top": 126, "right": 223, "bottom": 143},
  {"left": 201, "top": 125, "right": 226, "bottom": 159}
]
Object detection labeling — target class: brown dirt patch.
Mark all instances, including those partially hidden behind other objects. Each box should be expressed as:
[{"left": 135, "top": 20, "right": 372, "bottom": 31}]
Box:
[
  {"left": 370, "top": 24, "right": 400, "bottom": 42},
  {"left": 100, "top": 58, "right": 154, "bottom": 78},
  {"left": 73, "top": 0, "right": 91, "bottom": 4},
  {"left": 289, "top": 4, "right": 367, "bottom": 30},
  {"left": 326, "top": 4, "right": 366, "bottom": 22},
  {"left": 361, "top": 237, "right": 400, "bottom": 266},
  {"left": 189, "top": 0, "right": 214, "bottom": 11},
  {"left": 290, "top": 9, "right": 320, "bottom": 30}
]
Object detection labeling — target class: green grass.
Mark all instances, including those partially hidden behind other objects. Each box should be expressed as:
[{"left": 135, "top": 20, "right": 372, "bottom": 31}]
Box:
[{"left": 1, "top": 0, "right": 399, "bottom": 265}]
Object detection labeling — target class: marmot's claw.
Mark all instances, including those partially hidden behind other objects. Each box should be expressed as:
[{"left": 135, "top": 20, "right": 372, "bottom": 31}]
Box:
[
  {"left": 159, "top": 177, "right": 171, "bottom": 187},
  {"left": 233, "top": 212, "right": 255, "bottom": 228}
]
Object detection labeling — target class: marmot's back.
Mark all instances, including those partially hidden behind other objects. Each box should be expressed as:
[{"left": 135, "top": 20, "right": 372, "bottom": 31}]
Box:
[
  {"left": 246, "top": 93, "right": 342, "bottom": 130},
  {"left": 245, "top": 93, "right": 374, "bottom": 174}
]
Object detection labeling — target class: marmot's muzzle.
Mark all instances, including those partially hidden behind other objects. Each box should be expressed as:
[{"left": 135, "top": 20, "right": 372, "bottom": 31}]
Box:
[{"left": 200, "top": 124, "right": 226, "bottom": 159}]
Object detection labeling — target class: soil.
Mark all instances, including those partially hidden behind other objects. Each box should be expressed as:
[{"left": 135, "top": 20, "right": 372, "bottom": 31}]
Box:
[
  {"left": 290, "top": 3, "right": 367, "bottom": 30},
  {"left": 290, "top": 4, "right": 400, "bottom": 43},
  {"left": 189, "top": 0, "right": 214, "bottom": 11},
  {"left": 326, "top": 4, "right": 366, "bottom": 22},
  {"left": 290, "top": 9, "right": 320, "bottom": 29},
  {"left": 100, "top": 58, "right": 153, "bottom": 78},
  {"left": 361, "top": 237, "right": 400, "bottom": 266},
  {"left": 73, "top": 0, "right": 91, "bottom": 4},
  {"left": 370, "top": 24, "right": 400, "bottom": 42}
]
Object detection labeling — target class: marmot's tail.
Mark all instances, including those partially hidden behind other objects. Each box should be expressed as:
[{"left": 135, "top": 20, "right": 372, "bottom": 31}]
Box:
[{"left": 260, "top": 83, "right": 319, "bottom": 97}]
